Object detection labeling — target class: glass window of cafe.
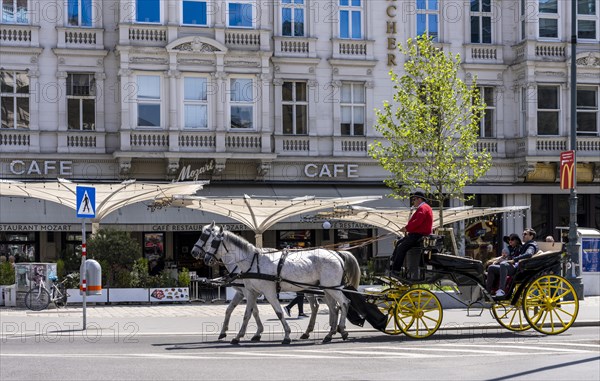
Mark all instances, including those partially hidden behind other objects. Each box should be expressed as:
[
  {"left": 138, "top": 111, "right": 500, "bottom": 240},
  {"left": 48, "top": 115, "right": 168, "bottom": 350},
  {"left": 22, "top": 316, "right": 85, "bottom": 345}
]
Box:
[
  {"left": 464, "top": 194, "right": 502, "bottom": 262},
  {"left": 335, "top": 228, "right": 373, "bottom": 266},
  {"left": 276, "top": 230, "right": 315, "bottom": 249},
  {"left": 0, "top": 232, "right": 38, "bottom": 262}
]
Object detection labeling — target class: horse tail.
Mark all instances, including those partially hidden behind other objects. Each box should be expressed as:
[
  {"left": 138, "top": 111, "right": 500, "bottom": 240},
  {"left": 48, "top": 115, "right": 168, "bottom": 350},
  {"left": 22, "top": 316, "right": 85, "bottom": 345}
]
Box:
[{"left": 338, "top": 251, "right": 361, "bottom": 289}]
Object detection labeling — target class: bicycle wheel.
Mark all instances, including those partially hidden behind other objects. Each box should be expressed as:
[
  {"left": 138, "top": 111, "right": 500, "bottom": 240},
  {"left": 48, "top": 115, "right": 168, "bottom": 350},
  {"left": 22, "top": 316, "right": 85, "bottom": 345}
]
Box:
[
  {"left": 522, "top": 274, "right": 579, "bottom": 335},
  {"left": 53, "top": 287, "right": 68, "bottom": 308},
  {"left": 25, "top": 287, "right": 51, "bottom": 311}
]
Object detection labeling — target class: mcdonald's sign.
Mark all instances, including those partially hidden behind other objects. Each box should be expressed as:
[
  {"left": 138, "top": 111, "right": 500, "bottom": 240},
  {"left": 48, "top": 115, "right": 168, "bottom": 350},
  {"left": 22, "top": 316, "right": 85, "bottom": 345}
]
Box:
[{"left": 560, "top": 150, "right": 575, "bottom": 190}]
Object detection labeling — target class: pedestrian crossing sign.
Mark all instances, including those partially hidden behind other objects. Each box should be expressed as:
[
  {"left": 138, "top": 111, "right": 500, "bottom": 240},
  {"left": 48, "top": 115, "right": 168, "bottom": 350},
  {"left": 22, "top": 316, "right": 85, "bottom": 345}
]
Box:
[{"left": 76, "top": 186, "right": 96, "bottom": 218}]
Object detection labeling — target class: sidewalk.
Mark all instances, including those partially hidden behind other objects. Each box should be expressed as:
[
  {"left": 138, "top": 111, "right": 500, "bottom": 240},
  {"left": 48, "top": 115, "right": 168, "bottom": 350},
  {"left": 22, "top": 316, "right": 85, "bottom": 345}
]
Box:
[{"left": 1, "top": 296, "right": 598, "bottom": 338}]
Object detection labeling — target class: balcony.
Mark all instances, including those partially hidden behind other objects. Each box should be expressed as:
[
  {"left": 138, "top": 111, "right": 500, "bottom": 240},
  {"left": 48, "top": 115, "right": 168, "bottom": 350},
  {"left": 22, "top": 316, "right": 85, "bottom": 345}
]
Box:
[
  {"left": 515, "top": 136, "right": 600, "bottom": 159},
  {"left": 57, "top": 131, "right": 105, "bottom": 153},
  {"left": 464, "top": 44, "right": 504, "bottom": 64},
  {"left": 512, "top": 41, "right": 567, "bottom": 63},
  {"left": 273, "top": 36, "right": 317, "bottom": 58},
  {"left": 56, "top": 27, "right": 104, "bottom": 50},
  {"left": 331, "top": 39, "right": 375, "bottom": 61},
  {"left": 0, "top": 24, "right": 39, "bottom": 48},
  {"left": 275, "top": 135, "right": 311, "bottom": 156},
  {"left": 0, "top": 130, "right": 37, "bottom": 153},
  {"left": 334, "top": 136, "right": 373, "bottom": 157},
  {"left": 178, "top": 131, "right": 216, "bottom": 152},
  {"left": 129, "top": 131, "right": 170, "bottom": 151},
  {"left": 118, "top": 24, "right": 168, "bottom": 47},
  {"left": 225, "top": 132, "right": 262, "bottom": 152}
]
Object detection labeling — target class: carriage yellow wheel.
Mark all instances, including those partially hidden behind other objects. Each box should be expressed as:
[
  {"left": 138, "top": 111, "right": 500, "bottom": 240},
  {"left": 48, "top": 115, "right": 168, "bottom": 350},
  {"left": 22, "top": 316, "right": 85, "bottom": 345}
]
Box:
[
  {"left": 522, "top": 274, "right": 579, "bottom": 335},
  {"left": 491, "top": 297, "right": 532, "bottom": 332},
  {"left": 366, "top": 288, "right": 405, "bottom": 335},
  {"left": 394, "top": 288, "right": 443, "bottom": 339}
]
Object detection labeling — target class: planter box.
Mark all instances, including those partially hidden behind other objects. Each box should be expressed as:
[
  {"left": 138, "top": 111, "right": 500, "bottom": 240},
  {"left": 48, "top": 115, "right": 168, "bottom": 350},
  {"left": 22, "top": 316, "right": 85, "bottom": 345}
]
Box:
[
  {"left": 149, "top": 287, "right": 189, "bottom": 302},
  {"left": 67, "top": 289, "right": 108, "bottom": 303},
  {"left": 108, "top": 288, "right": 149, "bottom": 303}
]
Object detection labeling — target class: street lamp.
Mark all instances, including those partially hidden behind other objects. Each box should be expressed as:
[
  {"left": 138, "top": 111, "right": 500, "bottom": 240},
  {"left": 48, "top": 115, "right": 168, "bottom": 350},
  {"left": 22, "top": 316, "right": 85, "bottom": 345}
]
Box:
[{"left": 567, "top": 0, "right": 583, "bottom": 298}]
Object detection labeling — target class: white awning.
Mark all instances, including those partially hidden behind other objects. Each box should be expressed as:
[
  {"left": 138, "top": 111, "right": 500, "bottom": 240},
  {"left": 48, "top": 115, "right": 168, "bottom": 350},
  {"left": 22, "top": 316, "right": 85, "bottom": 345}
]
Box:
[
  {"left": 313, "top": 205, "right": 531, "bottom": 233},
  {"left": 171, "top": 194, "right": 383, "bottom": 235},
  {"left": 0, "top": 178, "right": 208, "bottom": 221}
]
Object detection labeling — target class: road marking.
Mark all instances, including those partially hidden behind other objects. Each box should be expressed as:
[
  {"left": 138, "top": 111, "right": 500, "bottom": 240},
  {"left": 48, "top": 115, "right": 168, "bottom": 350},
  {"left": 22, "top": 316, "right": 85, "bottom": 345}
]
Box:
[{"left": 435, "top": 343, "right": 593, "bottom": 354}]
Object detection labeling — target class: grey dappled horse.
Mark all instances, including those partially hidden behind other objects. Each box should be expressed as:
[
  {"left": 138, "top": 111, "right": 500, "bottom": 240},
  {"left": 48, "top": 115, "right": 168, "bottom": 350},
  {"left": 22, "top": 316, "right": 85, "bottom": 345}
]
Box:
[{"left": 191, "top": 222, "right": 360, "bottom": 344}]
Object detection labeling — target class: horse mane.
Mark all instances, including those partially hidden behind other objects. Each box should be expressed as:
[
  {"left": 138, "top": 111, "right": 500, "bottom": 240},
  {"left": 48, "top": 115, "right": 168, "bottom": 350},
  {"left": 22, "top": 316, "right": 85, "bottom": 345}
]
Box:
[{"left": 223, "top": 230, "right": 259, "bottom": 254}]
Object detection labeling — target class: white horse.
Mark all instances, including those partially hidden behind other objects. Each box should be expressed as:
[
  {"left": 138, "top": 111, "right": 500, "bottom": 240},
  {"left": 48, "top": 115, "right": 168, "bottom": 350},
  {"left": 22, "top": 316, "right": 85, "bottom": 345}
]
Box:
[
  {"left": 218, "top": 260, "right": 320, "bottom": 342},
  {"left": 219, "top": 266, "right": 319, "bottom": 341},
  {"left": 191, "top": 222, "right": 360, "bottom": 344}
]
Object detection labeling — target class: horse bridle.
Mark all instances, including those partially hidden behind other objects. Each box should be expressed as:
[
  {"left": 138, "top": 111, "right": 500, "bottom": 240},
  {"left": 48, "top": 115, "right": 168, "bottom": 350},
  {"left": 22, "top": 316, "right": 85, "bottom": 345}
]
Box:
[{"left": 194, "top": 227, "right": 230, "bottom": 266}]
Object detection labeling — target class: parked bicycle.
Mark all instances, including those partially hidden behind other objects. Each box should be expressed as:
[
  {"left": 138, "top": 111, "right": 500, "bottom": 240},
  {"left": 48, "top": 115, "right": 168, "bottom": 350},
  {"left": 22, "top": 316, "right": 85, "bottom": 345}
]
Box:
[{"left": 24, "top": 275, "right": 71, "bottom": 311}]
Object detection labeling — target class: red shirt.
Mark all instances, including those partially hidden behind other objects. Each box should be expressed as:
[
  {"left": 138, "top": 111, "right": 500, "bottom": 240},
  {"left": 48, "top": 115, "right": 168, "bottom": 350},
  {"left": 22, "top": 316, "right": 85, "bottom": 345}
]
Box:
[{"left": 405, "top": 202, "right": 433, "bottom": 235}]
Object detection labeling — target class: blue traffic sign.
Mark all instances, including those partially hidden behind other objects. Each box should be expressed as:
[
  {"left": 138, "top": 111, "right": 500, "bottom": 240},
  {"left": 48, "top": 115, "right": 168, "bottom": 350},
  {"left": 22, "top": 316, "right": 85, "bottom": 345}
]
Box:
[{"left": 76, "top": 186, "right": 96, "bottom": 218}]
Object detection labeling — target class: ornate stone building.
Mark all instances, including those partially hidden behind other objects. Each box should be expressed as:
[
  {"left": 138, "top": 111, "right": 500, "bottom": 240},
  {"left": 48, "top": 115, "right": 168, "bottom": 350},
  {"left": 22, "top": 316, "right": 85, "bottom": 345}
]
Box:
[{"left": 1, "top": 1, "right": 599, "bottom": 273}]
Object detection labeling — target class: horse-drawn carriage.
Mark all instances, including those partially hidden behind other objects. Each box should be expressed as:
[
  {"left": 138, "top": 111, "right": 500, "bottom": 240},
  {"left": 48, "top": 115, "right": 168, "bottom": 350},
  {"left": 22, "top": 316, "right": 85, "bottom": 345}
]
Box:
[
  {"left": 192, "top": 223, "right": 579, "bottom": 344},
  {"left": 361, "top": 235, "right": 578, "bottom": 338}
]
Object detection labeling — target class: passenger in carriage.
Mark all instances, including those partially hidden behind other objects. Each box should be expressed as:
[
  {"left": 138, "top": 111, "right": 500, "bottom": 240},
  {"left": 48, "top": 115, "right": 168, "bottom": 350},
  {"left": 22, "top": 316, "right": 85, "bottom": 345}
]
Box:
[
  {"left": 488, "top": 228, "right": 539, "bottom": 298},
  {"left": 389, "top": 191, "right": 433, "bottom": 277},
  {"left": 486, "top": 233, "right": 521, "bottom": 293}
]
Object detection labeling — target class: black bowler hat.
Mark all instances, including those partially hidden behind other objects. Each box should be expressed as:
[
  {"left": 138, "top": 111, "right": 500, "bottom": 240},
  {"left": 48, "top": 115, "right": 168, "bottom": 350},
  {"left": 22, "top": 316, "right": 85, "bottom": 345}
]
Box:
[
  {"left": 411, "top": 191, "right": 426, "bottom": 200},
  {"left": 503, "top": 233, "right": 522, "bottom": 245}
]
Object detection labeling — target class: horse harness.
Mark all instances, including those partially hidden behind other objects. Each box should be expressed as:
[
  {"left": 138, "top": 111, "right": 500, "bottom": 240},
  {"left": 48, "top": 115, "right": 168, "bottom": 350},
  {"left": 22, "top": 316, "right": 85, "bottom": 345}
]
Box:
[{"left": 197, "top": 228, "right": 347, "bottom": 292}]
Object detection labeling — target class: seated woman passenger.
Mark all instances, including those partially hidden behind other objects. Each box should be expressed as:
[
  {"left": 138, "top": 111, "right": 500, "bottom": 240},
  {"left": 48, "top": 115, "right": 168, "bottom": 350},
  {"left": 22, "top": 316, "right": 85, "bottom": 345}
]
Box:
[
  {"left": 485, "top": 233, "right": 521, "bottom": 295},
  {"left": 487, "top": 229, "right": 538, "bottom": 298}
]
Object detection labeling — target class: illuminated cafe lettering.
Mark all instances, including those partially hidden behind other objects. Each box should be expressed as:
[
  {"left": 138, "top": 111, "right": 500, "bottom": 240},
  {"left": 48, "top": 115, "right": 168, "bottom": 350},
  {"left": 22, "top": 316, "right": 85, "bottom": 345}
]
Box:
[
  {"left": 387, "top": 0, "right": 397, "bottom": 66},
  {"left": 10, "top": 160, "right": 73, "bottom": 176},
  {"left": 304, "top": 164, "right": 359, "bottom": 178}
]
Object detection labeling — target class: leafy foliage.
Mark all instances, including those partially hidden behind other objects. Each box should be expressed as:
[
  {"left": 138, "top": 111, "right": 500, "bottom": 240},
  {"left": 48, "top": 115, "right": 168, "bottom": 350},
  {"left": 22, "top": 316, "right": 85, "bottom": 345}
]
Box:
[
  {"left": 369, "top": 36, "right": 492, "bottom": 226},
  {"left": 0, "top": 261, "right": 15, "bottom": 285},
  {"left": 87, "top": 228, "right": 141, "bottom": 287},
  {"left": 178, "top": 267, "right": 191, "bottom": 287}
]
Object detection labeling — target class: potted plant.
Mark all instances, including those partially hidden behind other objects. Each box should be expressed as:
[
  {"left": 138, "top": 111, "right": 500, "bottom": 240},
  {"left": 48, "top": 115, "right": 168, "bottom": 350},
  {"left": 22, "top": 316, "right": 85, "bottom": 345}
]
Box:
[{"left": 87, "top": 228, "right": 145, "bottom": 303}]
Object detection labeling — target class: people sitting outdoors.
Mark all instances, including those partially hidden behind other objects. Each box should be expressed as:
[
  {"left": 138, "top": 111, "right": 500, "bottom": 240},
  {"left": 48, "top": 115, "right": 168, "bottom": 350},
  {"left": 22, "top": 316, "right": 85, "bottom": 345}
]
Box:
[
  {"left": 487, "top": 228, "right": 539, "bottom": 298},
  {"left": 389, "top": 191, "right": 433, "bottom": 277}
]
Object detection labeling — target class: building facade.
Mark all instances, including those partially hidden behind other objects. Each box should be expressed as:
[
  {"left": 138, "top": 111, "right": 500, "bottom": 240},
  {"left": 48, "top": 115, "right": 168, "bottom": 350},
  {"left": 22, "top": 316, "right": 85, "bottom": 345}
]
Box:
[{"left": 1, "top": 0, "right": 599, "bottom": 274}]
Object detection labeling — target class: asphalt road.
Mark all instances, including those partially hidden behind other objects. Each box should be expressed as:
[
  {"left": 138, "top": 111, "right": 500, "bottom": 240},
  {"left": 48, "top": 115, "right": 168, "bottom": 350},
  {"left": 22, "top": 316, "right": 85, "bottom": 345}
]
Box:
[{"left": 1, "top": 325, "right": 598, "bottom": 380}]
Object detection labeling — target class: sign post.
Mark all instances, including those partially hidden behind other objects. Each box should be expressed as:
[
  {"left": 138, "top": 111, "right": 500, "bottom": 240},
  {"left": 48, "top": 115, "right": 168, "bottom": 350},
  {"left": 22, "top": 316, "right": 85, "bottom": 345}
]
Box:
[{"left": 76, "top": 186, "right": 96, "bottom": 329}]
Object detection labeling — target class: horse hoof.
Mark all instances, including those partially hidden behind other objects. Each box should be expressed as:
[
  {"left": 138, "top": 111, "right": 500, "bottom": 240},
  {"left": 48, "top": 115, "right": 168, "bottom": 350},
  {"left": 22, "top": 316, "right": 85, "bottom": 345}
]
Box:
[
  {"left": 322, "top": 336, "right": 332, "bottom": 344},
  {"left": 218, "top": 333, "right": 226, "bottom": 340},
  {"left": 341, "top": 332, "right": 349, "bottom": 341},
  {"left": 230, "top": 338, "right": 240, "bottom": 345},
  {"left": 300, "top": 333, "right": 309, "bottom": 340},
  {"left": 282, "top": 338, "right": 291, "bottom": 345},
  {"left": 250, "top": 335, "right": 261, "bottom": 342}
]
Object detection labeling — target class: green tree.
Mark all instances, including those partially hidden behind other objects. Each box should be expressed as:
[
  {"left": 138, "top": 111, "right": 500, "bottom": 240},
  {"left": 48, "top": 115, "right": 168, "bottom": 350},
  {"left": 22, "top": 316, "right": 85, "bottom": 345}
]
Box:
[
  {"left": 369, "top": 36, "right": 492, "bottom": 227},
  {"left": 87, "top": 228, "right": 141, "bottom": 287}
]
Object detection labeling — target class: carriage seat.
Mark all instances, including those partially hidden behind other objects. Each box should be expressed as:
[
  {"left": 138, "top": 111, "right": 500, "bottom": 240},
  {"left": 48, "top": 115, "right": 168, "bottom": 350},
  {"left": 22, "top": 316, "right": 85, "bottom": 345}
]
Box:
[
  {"left": 516, "top": 250, "right": 562, "bottom": 272},
  {"left": 426, "top": 253, "right": 484, "bottom": 274},
  {"left": 422, "top": 234, "right": 445, "bottom": 253}
]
